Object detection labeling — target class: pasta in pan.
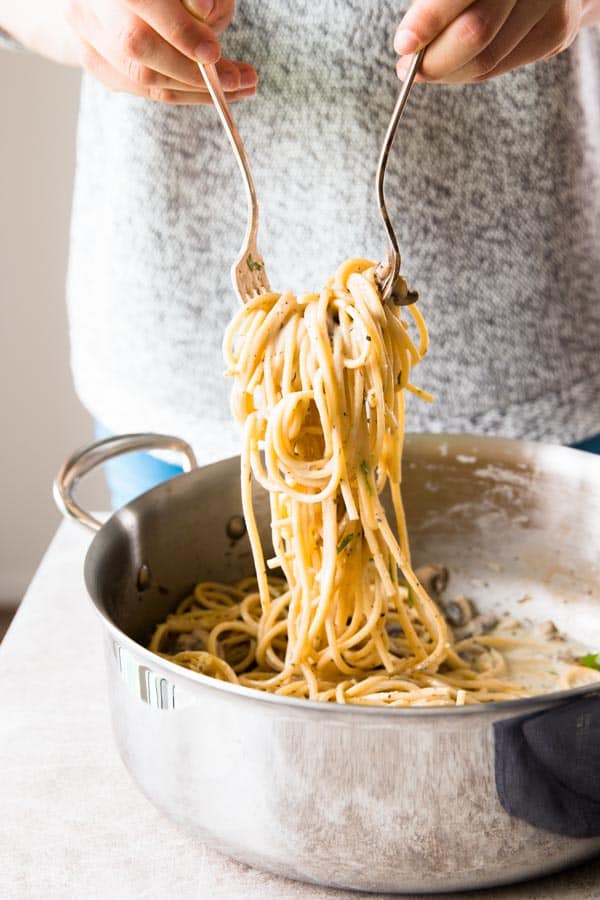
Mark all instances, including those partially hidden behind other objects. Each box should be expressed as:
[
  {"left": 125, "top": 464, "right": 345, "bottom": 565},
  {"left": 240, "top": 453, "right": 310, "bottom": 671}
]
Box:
[{"left": 149, "top": 259, "right": 597, "bottom": 705}]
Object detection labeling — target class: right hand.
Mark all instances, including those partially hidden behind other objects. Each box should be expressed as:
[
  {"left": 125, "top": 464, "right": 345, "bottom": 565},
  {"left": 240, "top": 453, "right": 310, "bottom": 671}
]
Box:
[{"left": 66, "top": 0, "right": 257, "bottom": 104}]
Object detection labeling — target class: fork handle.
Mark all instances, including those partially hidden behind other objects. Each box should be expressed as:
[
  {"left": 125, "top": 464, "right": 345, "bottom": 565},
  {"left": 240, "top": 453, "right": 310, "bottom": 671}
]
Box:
[
  {"left": 376, "top": 47, "right": 425, "bottom": 298},
  {"left": 198, "top": 63, "right": 260, "bottom": 248}
]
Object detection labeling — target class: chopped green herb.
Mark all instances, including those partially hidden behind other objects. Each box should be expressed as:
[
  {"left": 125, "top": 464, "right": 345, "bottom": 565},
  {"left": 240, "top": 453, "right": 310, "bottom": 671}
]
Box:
[
  {"left": 579, "top": 652, "right": 600, "bottom": 671},
  {"left": 407, "top": 588, "right": 415, "bottom": 608},
  {"left": 360, "top": 460, "right": 373, "bottom": 495},
  {"left": 337, "top": 533, "right": 355, "bottom": 553},
  {"left": 246, "top": 254, "right": 263, "bottom": 272}
]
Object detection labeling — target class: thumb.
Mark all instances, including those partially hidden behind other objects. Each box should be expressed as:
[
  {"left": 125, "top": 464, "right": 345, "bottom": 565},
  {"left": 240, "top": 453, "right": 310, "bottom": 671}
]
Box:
[
  {"left": 182, "top": 0, "right": 215, "bottom": 18},
  {"left": 182, "top": 0, "right": 235, "bottom": 35}
]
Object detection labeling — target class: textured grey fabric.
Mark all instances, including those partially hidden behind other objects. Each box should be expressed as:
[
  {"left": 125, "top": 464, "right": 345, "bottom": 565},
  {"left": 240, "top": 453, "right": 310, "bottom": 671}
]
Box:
[{"left": 67, "top": 3, "right": 600, "bottom": 464}]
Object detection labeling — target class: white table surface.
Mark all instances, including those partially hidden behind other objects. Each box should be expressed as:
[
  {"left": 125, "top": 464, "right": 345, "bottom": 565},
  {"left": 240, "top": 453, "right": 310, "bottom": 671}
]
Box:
[{"left": 2, "top": 521, "right": 600, "bottom": 900}]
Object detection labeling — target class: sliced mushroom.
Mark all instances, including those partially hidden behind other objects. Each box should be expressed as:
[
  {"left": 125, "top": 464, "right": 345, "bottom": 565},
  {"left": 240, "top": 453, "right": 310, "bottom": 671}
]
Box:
[
  {"left": 174, "top": 627, "right": 210, "bottom": 652},
  {"left": 455, "top": 612, "right": 499, "bottom": 641},
  {"left": 443, "top": 593, "right": 473, "bottom": 628},
  {"left": 539, "top": 620, "right": 565, "bottom": 642},
  {"left": 461, "top": 643, "right": 486, "bottom": 660},
  {"left": 415, "top": 564, "right": 449, "bottom": 597}
]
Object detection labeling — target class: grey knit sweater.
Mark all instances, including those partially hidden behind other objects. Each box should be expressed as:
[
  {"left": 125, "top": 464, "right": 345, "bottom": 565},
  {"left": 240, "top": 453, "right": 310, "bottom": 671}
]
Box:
[{"left": 66, "top": 3, "right": 600, "bottom": 464}]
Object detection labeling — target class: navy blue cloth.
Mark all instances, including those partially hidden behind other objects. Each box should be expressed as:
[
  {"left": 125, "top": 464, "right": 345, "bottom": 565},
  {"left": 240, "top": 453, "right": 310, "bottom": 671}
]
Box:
[
  {"left": 573, "top": 434, "right": 600, "bottom": 454},
  {"left": 494, "top": 694, "right": 600, "bottom": 838}
]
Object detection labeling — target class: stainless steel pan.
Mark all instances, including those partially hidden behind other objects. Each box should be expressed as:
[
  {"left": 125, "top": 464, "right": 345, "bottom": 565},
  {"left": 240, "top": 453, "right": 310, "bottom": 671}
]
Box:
[{"left": 55, "top": 433, "right": 600, "bottom": 894}]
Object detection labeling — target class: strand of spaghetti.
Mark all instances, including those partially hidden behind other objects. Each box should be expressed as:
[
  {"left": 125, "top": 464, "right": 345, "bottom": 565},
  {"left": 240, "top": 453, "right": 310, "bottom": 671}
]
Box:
[{"left": 240, "top": 413, "right": 271, "bottom": 615}]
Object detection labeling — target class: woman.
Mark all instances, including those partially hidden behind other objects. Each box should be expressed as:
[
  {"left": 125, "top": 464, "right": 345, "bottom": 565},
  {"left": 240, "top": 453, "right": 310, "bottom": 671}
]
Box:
[{"left": 2, "top": 1, "right": 600, "bottom": 506}]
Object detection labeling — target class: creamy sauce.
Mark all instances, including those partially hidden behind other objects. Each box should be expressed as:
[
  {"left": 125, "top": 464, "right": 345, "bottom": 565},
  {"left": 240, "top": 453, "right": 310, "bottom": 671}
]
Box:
[{"left": 482, "top": 616, "right": 600, "bottom": 695}]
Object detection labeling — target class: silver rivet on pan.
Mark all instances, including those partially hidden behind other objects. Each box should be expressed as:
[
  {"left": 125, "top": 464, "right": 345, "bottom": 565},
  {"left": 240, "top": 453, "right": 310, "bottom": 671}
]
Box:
[{"left": 226, "top": 515, "right": 247, "bottom": 541}]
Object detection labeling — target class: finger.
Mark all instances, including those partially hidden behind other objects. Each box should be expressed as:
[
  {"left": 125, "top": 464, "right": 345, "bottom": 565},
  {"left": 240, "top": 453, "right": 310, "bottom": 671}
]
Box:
[
  {"left": 161, "top": 85, "right": 256, "bottom": 104},
  {"left": 215, "top": 58, "right": 259, "bottom": 91},
  {"left": 235, "top": 61, "right": 259, "bottom": 87},
  {"left": 80, "top": 5, "right": 256, "bottom": 93},
  {"left": 438, "top": 0, "right": 549, "bottom": 83},
  {"left": 79, "top": 40, "right": 206, "bottom": 98},
  {"left": 108, "top": 13, "right": 210, "bottom": 87},
  {"left": 183, "top": 0, "right": 235, "bottom": 36},
  {"left": 69, "top": 3, "right": 201, "bottom": 87},
  {"left": 81, "top": 42, "right": 256, "bottom": 103},
  {"left": 470, "top": 7, "right": 580, "bottom": 82},
  {"left": 80, "top": 40, "right": 255, "bottom": 98},
  {"left": 394, "top": 0, "right": 473, "bottom": 55},
  {"left": 124, "top": 0, "right": 221, "bottom": 63},
  {"left": 411, "top": 0, "right": 518, "bottom": 81}
]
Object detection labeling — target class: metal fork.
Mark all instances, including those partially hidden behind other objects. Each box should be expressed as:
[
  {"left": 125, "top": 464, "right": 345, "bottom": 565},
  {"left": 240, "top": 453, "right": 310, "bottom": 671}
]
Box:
[
  {"left": 198, "top": 63, "right": 270, "bottom": 302},
  {"left": 199, "top": 47, "right": 423, "bottom": 305},
  {"left": 375, "top": 48, "right": 425, "bottom": 305}
]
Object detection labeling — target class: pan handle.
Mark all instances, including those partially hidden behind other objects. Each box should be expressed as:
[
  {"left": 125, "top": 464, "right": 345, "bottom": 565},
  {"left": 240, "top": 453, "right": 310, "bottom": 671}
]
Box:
[{"left": 53, "top": 433, "right": 198, "bottom": 532}]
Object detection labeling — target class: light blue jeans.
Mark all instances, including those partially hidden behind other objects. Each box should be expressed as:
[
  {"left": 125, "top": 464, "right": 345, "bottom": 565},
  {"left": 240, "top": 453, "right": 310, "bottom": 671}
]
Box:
[
  {"left": 96, "top": 422, "right": 600, "bottom": 511},
  {"left": 94, "top": 423, "right": 185, "bottom": 510}
]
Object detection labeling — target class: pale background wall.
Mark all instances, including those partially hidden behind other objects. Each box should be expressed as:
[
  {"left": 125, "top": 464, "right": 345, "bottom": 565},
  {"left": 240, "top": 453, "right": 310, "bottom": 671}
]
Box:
[{"left": 0, "top": 49, "right": 107, "bottom": 607}]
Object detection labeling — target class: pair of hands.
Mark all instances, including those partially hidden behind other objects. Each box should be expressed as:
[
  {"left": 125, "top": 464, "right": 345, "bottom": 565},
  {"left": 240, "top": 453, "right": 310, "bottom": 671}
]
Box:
[{"left": 65, "top": 0, "right": 592, "bottom": 105}]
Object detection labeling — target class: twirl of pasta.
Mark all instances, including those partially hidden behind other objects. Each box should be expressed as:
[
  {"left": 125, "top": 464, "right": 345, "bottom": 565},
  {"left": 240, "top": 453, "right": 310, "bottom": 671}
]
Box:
[{"left": 150, "top": 259, "right": 574, "bottom": 706}]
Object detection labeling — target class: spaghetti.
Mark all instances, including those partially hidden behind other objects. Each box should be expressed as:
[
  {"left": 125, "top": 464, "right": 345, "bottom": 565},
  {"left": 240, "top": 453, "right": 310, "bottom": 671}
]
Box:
[{"left": 149, "top": 259, "right": 595, "bottom": 705}]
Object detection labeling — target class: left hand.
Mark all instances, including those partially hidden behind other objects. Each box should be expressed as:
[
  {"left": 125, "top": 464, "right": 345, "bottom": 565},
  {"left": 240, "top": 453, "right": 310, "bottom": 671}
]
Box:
[{"left": 394, "top": 0, "right": 591, "bottom": 83}]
